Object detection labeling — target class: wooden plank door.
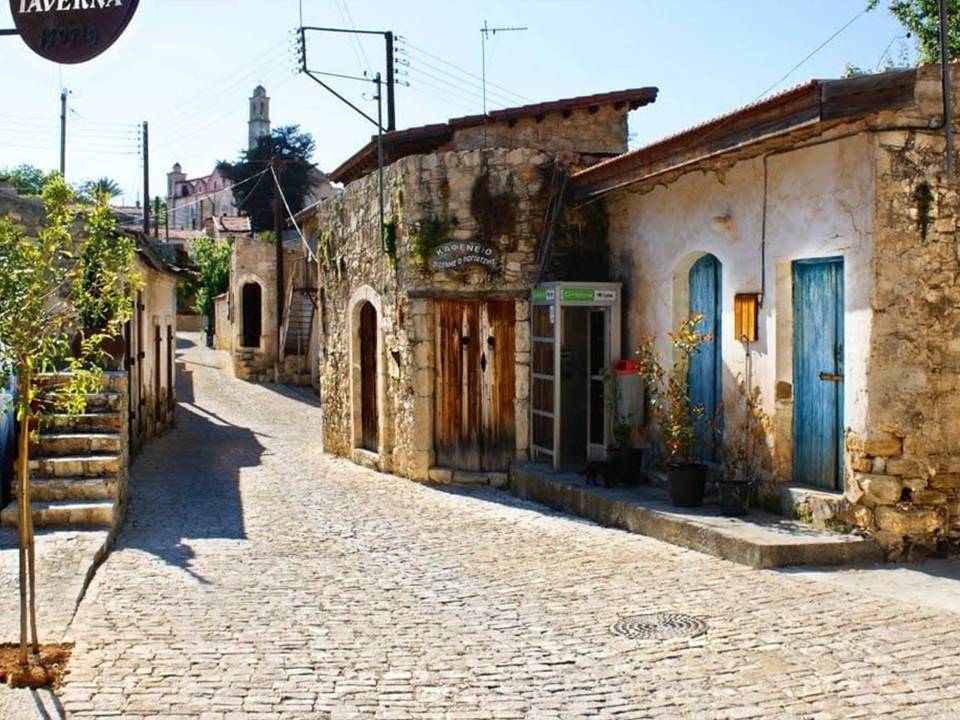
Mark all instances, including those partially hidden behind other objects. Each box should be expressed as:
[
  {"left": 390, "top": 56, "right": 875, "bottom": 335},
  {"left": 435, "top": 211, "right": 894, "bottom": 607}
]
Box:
[
  {"left": 793, "top": 258, "right": 844, "bottom": 490},
  {"left": 359, "top": 302, "right": 379, "bottom": 452},
  {"left": 688, "top": 254, "right": 722, "bottom": 461},
  {"left": 435, "top": 299, "right": 515, "bottom": 471}
]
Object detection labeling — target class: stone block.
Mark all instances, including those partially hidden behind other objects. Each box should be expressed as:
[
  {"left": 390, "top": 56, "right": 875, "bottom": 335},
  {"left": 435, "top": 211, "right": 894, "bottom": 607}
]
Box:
[
  {"left": 931, "top": 473, "right": 960, "bottom": 490},
  {"left": 857, "top": 474, "right": 903, "bottom": 504},
  {"left": 875, "top": 504, "right": 946, "bottom": 537},
  {"left": 862, "top": 434, "right": 903, "bottom": 457},
  {"left": 885, "top": 458, "right": 919, "bottom": 476},
  {"left": 427, "top": 467, "right": 452, "bottom": 484},
  {"left": 911, "top": 488, "right": 949, "bottom": 505},
  {"left": 488, "top": 472, "right": 509, "bottom": 489}
]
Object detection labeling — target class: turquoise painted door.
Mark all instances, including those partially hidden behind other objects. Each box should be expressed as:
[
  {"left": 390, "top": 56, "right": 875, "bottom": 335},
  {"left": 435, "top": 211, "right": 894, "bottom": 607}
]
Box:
[
  {"left": 793, "top": 258, "right": 844, "bottom": 490},
  {"left": 688, "top": 254, "right": 722, "bottom": 461}
]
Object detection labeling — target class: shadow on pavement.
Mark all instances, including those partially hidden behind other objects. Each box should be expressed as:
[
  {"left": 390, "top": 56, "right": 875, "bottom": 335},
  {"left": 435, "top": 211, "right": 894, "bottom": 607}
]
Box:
[{"left": 115, "top": 361, "right": 265, "bottom": 583}]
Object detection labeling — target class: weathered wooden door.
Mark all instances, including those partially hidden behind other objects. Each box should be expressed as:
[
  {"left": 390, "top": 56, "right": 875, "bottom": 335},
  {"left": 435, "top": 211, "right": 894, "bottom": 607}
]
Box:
[
  {"left": 435, "top": 299, "right": 516, "bottom": 471},
  {"left": 793, "top": 258, "right": 844, "bottom": 490},
  {"left": 359, "top": 302, "right": 379, "bottom": 452},
  {"left": 689, "top": 254, "right": 722, "bottom": 461}
]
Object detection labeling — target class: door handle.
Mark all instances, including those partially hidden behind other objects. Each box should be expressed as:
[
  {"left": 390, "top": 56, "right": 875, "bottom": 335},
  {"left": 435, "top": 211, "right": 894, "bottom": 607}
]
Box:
[{"left": 819, "top": 372, "right": 844, "bottom": 382}]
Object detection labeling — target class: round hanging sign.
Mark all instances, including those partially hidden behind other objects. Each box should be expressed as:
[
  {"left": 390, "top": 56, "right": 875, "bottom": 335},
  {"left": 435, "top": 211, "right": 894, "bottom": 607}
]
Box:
[{"left": 9, "top": 0, "right": 140, "bottom": 65}]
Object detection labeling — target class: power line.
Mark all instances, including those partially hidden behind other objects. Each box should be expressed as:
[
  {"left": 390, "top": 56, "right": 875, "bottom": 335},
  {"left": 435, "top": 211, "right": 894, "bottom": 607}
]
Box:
[
  {"left": 755, "top": 8, "right": 867, "bottom": 101},
  {"left": 398, "top": 38, "right": 531, "bottom": 104},
  {"left": 334, "top": 0, "right": 372, "bottom": 76},
  {"left": 404, "top": 66, "right": 500, "bottom": 108},
  {"left": 400, "top": 52, "right": 526, "bottom": 108}
]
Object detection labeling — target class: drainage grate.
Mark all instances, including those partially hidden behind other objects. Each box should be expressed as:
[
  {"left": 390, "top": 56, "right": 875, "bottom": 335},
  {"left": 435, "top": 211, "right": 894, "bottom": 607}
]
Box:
[{"left": 610, "top": 613, "right": 707, "bottom": 640}]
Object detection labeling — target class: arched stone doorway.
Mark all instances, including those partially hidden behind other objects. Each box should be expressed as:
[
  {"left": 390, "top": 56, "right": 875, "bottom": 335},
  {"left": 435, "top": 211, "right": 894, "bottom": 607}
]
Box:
[
  {"left": 358, "top": 301, "right": 379, "bottom": 451},
  {"left": 241, "top": 282, "right": 262, "bottom": 348}
]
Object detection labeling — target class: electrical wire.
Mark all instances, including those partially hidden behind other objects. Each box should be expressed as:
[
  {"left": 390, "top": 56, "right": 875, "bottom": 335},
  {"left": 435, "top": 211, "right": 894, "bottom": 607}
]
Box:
[
  {"left": 270, "top": 164, "right": 317, "bottom": 263},
  {"left": 755, "top": 8, "right": 867, "bottom": 101},
  {"left": 398, "top": 38, "right": 532, "bottom": 104}
]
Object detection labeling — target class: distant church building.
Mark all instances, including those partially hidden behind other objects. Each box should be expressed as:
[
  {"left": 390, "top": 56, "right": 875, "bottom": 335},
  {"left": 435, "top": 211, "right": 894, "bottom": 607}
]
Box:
[{"left": 167, "top": 86, "right": 272, "bottom": 231}]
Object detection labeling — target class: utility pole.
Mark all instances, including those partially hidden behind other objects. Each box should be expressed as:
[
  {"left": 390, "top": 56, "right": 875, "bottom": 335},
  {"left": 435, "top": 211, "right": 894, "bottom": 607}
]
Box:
[
  {"left": 385, "top": 31, "right": 396, "bottom": 131},
  {"left": 142, "top": 121, "right": 150, "bottom": 236},
  {"left": 376, "top": 72, "right": 385, "bottom": 249},
  {"left": 940, "top": 0, "right": 954, "bottom": 178},
  {"left": 59, "top": 89, "right": 67, "bottom": 177},
  {"left": 153, "top": 196, "right": 160, "bottom": 239},
  {"left": 273, "top": 157, "right": 285, "bottom": 361}
]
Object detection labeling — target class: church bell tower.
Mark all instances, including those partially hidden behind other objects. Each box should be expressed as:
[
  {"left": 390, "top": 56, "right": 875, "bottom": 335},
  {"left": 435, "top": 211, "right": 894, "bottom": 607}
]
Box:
[{"left": 248, "top": 85, "right": 271, "bottom": 151}]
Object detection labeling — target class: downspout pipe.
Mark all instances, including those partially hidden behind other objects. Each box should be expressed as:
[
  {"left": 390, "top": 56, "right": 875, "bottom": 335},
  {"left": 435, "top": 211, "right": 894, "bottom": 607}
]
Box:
[{"left": 940, "top": 0, "right": 954, "bottom": 178}]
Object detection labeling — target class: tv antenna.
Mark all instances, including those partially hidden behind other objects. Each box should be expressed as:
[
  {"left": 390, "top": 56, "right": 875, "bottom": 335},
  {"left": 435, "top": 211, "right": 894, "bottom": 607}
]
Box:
[{"left": 481, "top": 20, "right": 527, "bottom": 115}]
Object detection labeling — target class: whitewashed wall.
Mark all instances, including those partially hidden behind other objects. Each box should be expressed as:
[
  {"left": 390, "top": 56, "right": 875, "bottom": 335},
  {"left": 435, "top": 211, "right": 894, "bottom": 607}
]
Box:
[{"left": 604, "top": 133, "right": 875, "bottom": 484}]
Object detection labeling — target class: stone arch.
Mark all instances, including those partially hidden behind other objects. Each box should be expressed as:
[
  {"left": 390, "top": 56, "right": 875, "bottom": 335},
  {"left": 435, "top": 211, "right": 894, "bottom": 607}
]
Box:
[
  {"left": 348, "top": 286, "right": 385, "bottom": 457},
  {"left": 237, "top": 275, "right": 265, "bottom": 349}
]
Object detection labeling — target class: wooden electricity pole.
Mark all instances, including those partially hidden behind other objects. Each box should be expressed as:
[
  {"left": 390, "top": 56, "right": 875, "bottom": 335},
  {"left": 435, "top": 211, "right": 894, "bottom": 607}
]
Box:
[{"left": 273, "top": 157, "right": 285, "bottom": 361}]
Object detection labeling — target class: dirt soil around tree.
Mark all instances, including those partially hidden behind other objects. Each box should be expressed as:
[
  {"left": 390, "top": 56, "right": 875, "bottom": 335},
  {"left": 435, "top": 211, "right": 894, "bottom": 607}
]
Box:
[{"left": 0, "top": 642, "right": 72, "bottom": 689}]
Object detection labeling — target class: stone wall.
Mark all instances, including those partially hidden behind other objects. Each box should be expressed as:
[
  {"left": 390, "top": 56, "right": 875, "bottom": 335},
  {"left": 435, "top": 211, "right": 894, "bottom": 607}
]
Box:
[
  {"left": 843, "top": 66, "right": 960, "bottom": 557},
  {"left": 311, "top": 147, "right": 552, "bottom": 480},
  {"left": 450, "top": 106, "right": 629, "bottom": 156}
]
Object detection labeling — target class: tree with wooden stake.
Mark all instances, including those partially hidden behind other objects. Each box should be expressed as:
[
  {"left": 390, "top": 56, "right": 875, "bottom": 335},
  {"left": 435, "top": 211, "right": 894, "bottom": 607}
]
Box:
[{"left": 0, "top": 174, "right": 139, "bottom": 674}]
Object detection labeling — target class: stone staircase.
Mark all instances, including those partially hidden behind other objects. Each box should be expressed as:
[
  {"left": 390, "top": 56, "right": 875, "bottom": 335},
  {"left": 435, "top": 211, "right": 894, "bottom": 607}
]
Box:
[{"left": 1, "top": 373, "right": 127, "bottom": 530}]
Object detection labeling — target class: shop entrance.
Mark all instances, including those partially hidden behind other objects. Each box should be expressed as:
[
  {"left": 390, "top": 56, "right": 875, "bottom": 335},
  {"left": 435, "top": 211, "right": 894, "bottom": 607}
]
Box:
[{"left": 530, "top": 283, "right": 621, "bottom": 470}]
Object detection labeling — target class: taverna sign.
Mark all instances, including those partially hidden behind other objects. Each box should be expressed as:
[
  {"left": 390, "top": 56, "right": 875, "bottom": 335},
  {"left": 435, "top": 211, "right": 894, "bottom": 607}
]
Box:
[{"left": 9, "top": 0, "right": 139, "bottom": 64}]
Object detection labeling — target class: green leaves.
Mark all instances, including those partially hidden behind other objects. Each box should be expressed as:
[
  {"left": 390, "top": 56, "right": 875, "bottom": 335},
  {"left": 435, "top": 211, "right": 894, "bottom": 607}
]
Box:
[
  {"left": 635, "top": 314, "right": 712, "bottom": 464},
  {"left": 870, "top": 0, "right": 960, "bottom": 65},
  {"left": 192, "top": 237, "right": 231, "bottom": 318},
  {"left": 0, "top": 174, "right": 139, "bottom": 419}
]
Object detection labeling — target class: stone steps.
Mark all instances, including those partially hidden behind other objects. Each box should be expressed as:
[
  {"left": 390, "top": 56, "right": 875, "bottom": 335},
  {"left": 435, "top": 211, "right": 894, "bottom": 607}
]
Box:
[
  {"left": 0, "top": 500, "right": 113, "bottom": 528},
  {"left": 38, "top": 432, "right": 121, "bottom": 457},
  {"left": 28, "top": 455, "right": 120, "bottom": 479},
  {"left": 41, "top": 413, "right": 122, "bottom": 433},
  {"left": 2, "top": 372, "right": 126, "bottom": 532},
  {"left": 13, "top": 477, "right": 116, "bottom": 502}
]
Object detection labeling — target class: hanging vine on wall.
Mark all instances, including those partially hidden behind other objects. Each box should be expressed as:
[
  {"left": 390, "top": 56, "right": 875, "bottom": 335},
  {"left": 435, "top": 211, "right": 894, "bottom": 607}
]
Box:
[
  {"left": 915, "top": 180, "right": 933, "bottom": 241},
  {"left": 410, "top": 215, "right": 454, "bottom": 271},
  {"left": 383, "top": 219, "right": 398, "bottom": 267},
  {"left": 318, "top": 229, "right": 334, "bottom": 269}
]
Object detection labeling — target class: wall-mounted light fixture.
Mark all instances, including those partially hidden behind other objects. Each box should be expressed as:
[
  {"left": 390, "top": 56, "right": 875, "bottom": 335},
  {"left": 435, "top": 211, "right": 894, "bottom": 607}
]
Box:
[{"left": 734, "top": 293, "right": 759, "bottom": 343}]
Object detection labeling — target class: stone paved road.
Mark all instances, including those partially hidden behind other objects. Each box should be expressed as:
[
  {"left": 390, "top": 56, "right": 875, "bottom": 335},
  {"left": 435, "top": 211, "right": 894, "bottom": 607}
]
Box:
[{"left": 56, "top": 335, "right": 960, "bottom": 719}]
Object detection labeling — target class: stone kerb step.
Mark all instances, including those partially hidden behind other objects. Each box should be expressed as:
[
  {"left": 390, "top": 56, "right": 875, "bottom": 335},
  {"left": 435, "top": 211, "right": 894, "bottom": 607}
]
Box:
[
  {"left": 41, "top": 413, "right": 121, "bottom": 433},
  {"left": 39, "top": 432, "right": 121, "bottom": 456},
  {"left": 13, "top": 477, "right": 116, "bottom": 502},
  {"left": 0, "top": 500, "right": 113, "bottom": 528},
  {"left": 29, "top": 455, "right": 121, "bottom": 479}
]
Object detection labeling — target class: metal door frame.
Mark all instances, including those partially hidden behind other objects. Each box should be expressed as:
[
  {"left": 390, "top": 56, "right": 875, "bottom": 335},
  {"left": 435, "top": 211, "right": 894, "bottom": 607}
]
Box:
[{"left": 530, "top": 282, "right": 621, "bottom": 470}]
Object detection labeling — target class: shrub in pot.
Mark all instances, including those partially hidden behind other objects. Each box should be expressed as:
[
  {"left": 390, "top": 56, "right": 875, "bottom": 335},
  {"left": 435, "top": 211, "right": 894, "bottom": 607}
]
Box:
[
  {"left": 719, "top": 376, "right": 772, "bottom": 516},
  {"left": 599, "top": 368, "right": 643, "bottom": 487},
  {"left": 636, "top": 315, "right": 712, "bottom": 507}
]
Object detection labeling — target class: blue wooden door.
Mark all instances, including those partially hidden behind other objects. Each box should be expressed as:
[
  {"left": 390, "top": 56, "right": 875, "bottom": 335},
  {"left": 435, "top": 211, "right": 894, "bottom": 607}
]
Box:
[
  {"left": 688, "top": 254, "right": 722, "bottom": 461},
  {"left": 793, "top": 258, "right": 844, "bottom": 490}
]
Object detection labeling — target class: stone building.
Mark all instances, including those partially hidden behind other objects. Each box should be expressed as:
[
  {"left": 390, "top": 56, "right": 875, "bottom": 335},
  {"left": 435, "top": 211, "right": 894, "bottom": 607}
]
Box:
[
  {"left": 298, "top": 89, "right": 657, "bottom": 481},
  {"left": 166, "top": 86, "right": 273, "bottom": 231},
  {"left": 570, "top": 65, "right": 960, "bottom": 557}
]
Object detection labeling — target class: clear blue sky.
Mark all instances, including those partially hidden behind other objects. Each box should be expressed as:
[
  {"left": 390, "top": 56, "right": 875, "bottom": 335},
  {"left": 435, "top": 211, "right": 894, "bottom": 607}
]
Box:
[{"left": 0, "top": 1, "right": 911, "bottom": 207}]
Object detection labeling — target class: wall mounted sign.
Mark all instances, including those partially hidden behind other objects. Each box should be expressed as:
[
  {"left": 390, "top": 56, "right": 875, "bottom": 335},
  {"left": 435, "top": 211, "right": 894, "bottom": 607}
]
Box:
[
  {"left": 560, "top": 287, "right": 617, "bottom": 303},
  {"left": 432, "top": 241, "right": 498, "bottom": 273},
  {"left": 532, "top": 288, "right": 555, "bottom": 302},
  {"left": 10, "top": 0, "right": 140, "bottom": 64}
]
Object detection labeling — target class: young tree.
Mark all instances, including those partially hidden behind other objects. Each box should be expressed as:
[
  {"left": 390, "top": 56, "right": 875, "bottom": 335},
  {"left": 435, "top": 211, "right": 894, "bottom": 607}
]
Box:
[
  {"left": 78, "top": 177, "right": 123, "bottom": 203},
  {"left": 869, "top": 0, "right": 960, "bottom": 64},
  {"left": 1, "top": 164, "right": 54, "bottom": 196},
  {"left": 217, "top": 125, "right": 317, "bottom": 232},
  {"left": 0, "top": 175, "right": 139, "bottom": 669},
  {"left": 192, "top": 236, "right": 231, "bottom": 319}
]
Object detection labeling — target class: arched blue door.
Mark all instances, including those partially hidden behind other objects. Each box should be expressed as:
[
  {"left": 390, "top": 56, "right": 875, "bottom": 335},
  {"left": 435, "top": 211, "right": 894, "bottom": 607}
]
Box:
[{"left": 688, "top": 254, "right": 722, "bottom": 461}]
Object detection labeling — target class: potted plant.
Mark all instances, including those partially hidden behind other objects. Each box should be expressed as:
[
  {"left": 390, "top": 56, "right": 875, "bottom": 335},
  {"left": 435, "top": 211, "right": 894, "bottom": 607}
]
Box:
[
  {"left": 636, "top": 314, "right": 712, "bottom": 507},
  {"left": 600, "top": 367, "right": 643, "bottom": 487},
  {"left": 718, "top": 376, "right": 771, "bottom": 516}
]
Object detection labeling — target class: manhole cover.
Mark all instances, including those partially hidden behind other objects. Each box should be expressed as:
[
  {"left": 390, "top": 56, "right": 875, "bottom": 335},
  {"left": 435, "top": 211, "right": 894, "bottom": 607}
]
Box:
[{"left": 611, "top": 613, "right": 707, "bottom": 640}]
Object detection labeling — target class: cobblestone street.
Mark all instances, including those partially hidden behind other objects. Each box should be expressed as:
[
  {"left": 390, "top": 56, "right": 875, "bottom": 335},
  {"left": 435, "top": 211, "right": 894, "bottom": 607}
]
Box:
[{"left": 53, "top": 336, "right": 960, "bottom": 719}]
